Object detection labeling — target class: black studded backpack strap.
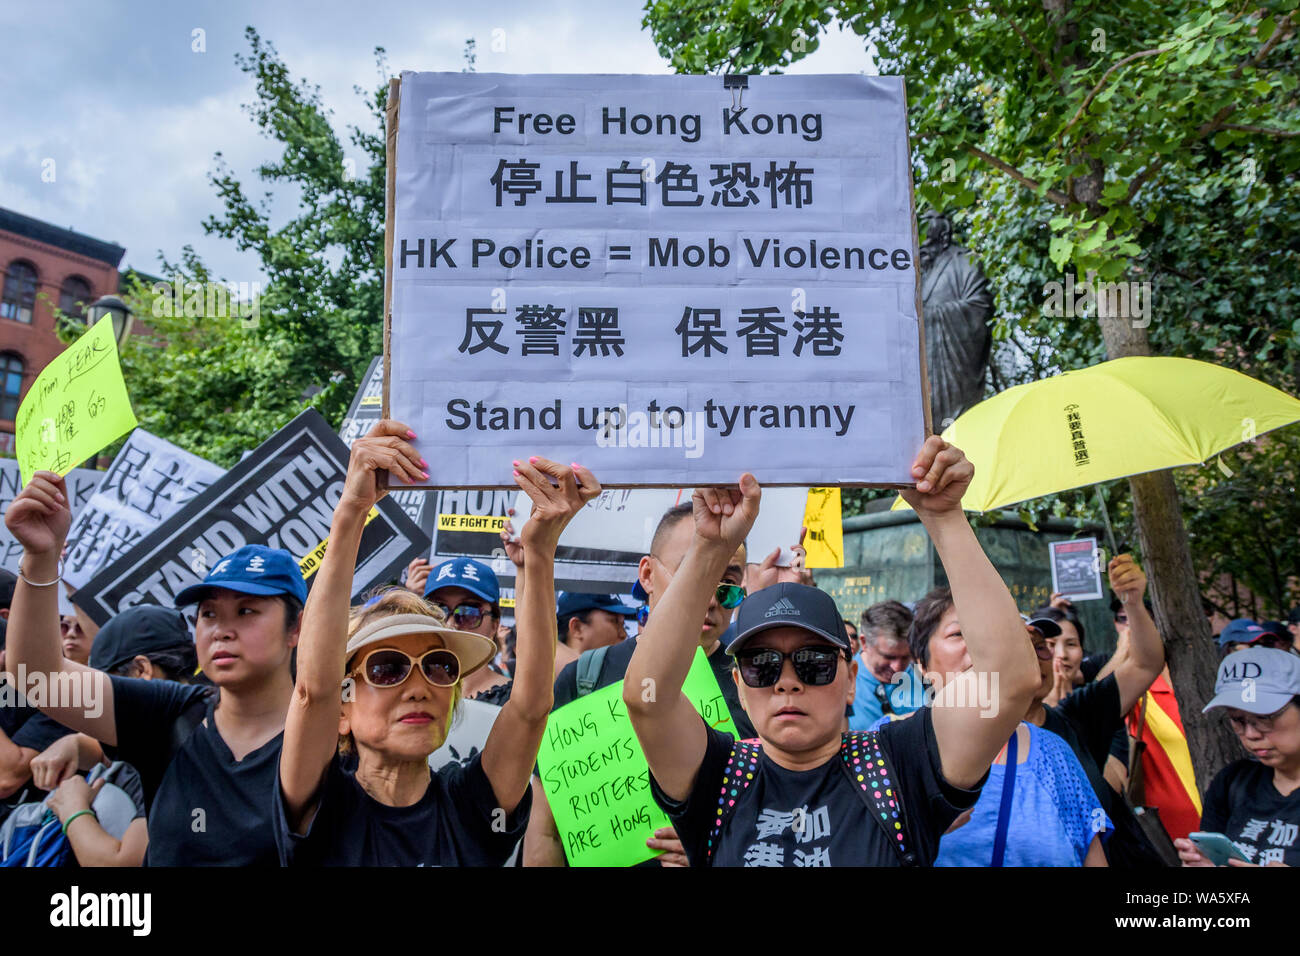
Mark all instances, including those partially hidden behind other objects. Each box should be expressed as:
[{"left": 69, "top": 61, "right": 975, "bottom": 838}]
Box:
[
  {"left": 703, "top": 740, "right": 761, "bottom": 865},
  {"left": 839, "top": 731, "right": 917, "bottom": 866}
]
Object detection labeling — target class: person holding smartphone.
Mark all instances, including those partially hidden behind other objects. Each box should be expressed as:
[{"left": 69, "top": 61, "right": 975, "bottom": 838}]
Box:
[{"left": 1175, "top": 646, "right": 1300, "bottom": 867}]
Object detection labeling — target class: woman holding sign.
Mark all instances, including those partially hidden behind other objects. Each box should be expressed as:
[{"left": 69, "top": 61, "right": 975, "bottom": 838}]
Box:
[
  {"left": 275, "top": 420, "right": 598, "bottom": 865},
  {"left": 623, "top": 437, "right": 1042, "bottom": 867},
  {"left": 4, "top": 478, "right": 305, "bottom": 865}
]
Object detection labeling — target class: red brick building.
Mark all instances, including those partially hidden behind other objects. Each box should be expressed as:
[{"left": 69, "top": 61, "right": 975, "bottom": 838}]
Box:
[{"left": 0, "top": 206, "right": 126, "bottom": 453}]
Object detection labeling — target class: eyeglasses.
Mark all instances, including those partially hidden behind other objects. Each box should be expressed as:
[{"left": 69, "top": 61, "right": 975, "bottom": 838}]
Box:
[
  {"left": 350, "top": 647, "right": 460, "bottom": 688},
  {"left": 736, "top": 646, "right": 845, "bottom": 688},
  {"left": 649, "top": 555, "right": 746, "bottom": 609},
  {"left": 1225, "top": 705, "right": 1293, "bottom": 735},
  {"left": 432, "top": 602, "right": 491, "bottom": 631}
]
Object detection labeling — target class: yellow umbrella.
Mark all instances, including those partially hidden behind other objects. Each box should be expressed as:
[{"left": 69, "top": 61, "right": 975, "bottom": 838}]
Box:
[{"left": 894, "top": 356, "right": 1300, "bottom": 513}]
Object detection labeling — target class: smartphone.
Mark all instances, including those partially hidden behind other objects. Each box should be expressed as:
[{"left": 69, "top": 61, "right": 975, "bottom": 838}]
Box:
[{"left": 1189, "top": 831, "right": 1250, "bottom": 867}]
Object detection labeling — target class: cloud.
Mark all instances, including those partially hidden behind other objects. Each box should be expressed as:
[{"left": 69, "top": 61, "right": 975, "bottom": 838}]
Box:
[{"left": 4, "top": 0, "right": 877, "bottom": 286}]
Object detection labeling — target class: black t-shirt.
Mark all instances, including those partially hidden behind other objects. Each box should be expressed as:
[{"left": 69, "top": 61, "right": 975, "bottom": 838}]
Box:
[
  {"left": 1079, "top": 651, "right": 1111, "bottom": 685},
  {"left": 105, "top": 677, "right": 282, "bottom": 866},
  {"left": 1, "top": 678, "right": 74, "bottom": 811},
  {"left": 652, "top": 706, "right": 981, "bottom": 866},
  {"left": 552, "top": 636, "right": 758, "bottom": 740},
  {"left": 273, "top": 750, "right": 531, "bottom": 866},
  {"left": 1201, "top": 759, "right": 1300, "bottom": 867},
  {"left": 1048, "top": 675, "right": 1164, "bottom": 867}
]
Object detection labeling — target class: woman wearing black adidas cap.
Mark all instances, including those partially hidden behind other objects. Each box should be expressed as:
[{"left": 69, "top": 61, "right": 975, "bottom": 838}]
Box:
[
  {"left": 624, "top": 436, "right": 1041, "bottom": 866},
  {"left": 276, "top": 421, "right": 598, "bottom": 865},
  {"left": 4, "top": 471, "right": 306, "bottom": 865}
]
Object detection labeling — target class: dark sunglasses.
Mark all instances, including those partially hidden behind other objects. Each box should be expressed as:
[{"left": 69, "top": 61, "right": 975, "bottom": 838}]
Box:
[
  {"left": 736, "top": 646, "right": 844, "bottom": 688},
  {"left": 352, "top": 647, "right": 460, "bottom": 688},
  {"left": 714, "top": 583, "right": 746, "bottom": 609},
  {"left": 433, "top": 602, "right": 491, "bottom": 630},
  {"left": 649, "top": 555, "right": 745, "bottom": 610}
]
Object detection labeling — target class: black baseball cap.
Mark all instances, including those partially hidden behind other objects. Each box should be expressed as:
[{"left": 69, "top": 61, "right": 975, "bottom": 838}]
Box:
[
  {"left": 90, "top": 605, "right": 193, "bottom": 673},
  {"left": 1023, "top": 614, "right": 1063, "bottom": 639},
  {"left": 726, "top": 583, "right": 849, "bottom": 656}
]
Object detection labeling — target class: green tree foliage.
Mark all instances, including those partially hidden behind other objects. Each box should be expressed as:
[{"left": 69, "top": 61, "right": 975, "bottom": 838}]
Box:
[
  {"left": 200, "top": 27, "right": 390, "bottom": 430},
  {"left": 643, "top": 0, "right": 1300, "bottom": 784},
  {"left": 646, "top": 0, "right": 1300, "bottom": 610}
]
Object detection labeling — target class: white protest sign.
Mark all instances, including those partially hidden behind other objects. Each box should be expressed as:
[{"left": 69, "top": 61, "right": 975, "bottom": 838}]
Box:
[
  {"left": 63, "top": 429, "right": 226, "bottom": 590},
  {"left": 507, "top": 486, "right": 810, "bottom": 591},
  {"left": 387, "top": 72, "right": 926, "bottom": 488},
  {"left": 0, "top": 460, "right": 101, "bottom": 572},
  {"left": 428, "top": 699, "right": 502, "bottom": 772}
]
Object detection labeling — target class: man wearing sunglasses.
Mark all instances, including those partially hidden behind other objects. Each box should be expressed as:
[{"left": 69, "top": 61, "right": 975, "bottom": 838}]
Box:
[
  {"left": 625, "top": 436, "right": 1042, "bottom": 867},
  {"left": 424, "top": 557, "right": 510, "bottom": 700},
  {"left": 522, "top": 501, "right": 754, "bottom": 867}
]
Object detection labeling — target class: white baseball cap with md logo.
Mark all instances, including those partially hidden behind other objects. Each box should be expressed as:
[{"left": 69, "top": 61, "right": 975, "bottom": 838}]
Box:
[{"left": 1203, "top": 646, "right": 1300, "bottom": 715}]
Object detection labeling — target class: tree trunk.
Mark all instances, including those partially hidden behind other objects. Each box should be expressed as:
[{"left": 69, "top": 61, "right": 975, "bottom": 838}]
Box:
[{"left": 1097, "top": 287, "right": 1242, "bottom": 796}]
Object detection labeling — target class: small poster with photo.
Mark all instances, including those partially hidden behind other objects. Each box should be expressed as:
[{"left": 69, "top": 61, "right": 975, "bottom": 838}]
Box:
[{"left": 1049, "top": 537, "right": 1104, "bottom": 601}]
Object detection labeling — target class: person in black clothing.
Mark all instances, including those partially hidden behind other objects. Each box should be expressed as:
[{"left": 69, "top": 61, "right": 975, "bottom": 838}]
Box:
[
  {"left": 1, "top": 612, "right": 74, "bottom": 815},
  {"left": 1176, "top": 647, "right": 1300, "bottom": 867},
  {"left": 4, "top": 468, "right": 305, "bottom": 866},
  {"left": 276, "top": 426, "right": 595, "bottom": 865},
  {"left": 1025, "top": 556, "right": 1169, "bottom": 866},
  {"left": 523, "top": 499, "right": 752, "bottom": 866},
  {"left": 32, "top": 604, "right": 203, "bottom": 866},
  {"left": 626, "top": 436, "right": 1042, "bottom": 867}
]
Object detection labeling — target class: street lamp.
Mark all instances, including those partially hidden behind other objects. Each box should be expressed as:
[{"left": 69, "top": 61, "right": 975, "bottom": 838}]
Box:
[{"left": 86, "top": 294, "right": 135, "bottom": 347}]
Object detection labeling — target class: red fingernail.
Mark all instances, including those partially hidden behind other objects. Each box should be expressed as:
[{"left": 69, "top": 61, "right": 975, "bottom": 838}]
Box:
[
  {"left": 529, "top": 456, "right": 539, "bottom": 463},
  {"left": 513, "top": 470, "right": 521, "bottom": 477},
  {"left": 406, "top": 430, "right": 416, "bottom": 439},
  {"left": 512, "top": 460, "right": 520, "bottom": 467},
  {"left": 571, "top": 462, "right": 580, "bottom": 469},
  {"left": 421, "top": 472, "right": 429, "bottom": 480},
  {"left": 420, "top": 458, "right": 428, "bottom": 468}
]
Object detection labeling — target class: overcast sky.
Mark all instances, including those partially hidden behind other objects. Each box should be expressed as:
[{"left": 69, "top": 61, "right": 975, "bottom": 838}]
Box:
[{"left": 1, "top": 0, "right": 878, "bottom": 284}]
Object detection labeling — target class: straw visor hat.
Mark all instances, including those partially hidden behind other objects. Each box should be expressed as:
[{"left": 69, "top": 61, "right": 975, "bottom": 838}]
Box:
[{"left": 345, "top": 613, "right": 497, "bottom": 679}]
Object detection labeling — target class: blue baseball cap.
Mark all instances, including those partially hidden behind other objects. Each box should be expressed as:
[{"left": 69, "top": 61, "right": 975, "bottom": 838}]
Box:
[
  {"left": 174, "top": 545, "right": 308, "bottom": 607},
  {"left": 424, "top": 557, "right": 499, "bottom": 605},
  {"left": 631, "top": 579, "right": 649, "bottom": 602},
  {"left": 556, "top": 592, "right": 638, "bottom": 622},
  {"left": 1217, "top": 618, "right": 1266, "bottom": 648}
]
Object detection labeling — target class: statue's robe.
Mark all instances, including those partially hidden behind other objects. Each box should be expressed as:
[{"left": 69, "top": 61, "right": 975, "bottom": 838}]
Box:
[{"left": 920, "top": 245, "right": 993, "bottom": 429}]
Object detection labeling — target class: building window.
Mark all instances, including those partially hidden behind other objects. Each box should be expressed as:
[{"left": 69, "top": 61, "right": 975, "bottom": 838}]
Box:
[
  {"left": 1, "top": 261, "right": 38, "bottom": 324},
  {"left": 59, "top": 275, "right": 92, "bottom": 322},
  {"left": 0, "top": 353, "right": 24, "bottom": 420}
]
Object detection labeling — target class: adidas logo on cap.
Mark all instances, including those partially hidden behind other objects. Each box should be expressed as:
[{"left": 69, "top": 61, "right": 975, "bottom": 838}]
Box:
[{"left": 764, "top": 597, "right": 800, "bottom": 619}]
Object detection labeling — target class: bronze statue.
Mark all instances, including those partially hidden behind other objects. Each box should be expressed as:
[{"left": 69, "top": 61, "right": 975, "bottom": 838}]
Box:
[{"left": 918, "top": 211, "right": 993, "bottom": 430}]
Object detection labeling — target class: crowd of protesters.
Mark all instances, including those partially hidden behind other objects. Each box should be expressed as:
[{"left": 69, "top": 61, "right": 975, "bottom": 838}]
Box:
[{"left": 0, "top": 422, "right": 1296, "bottom": 867}]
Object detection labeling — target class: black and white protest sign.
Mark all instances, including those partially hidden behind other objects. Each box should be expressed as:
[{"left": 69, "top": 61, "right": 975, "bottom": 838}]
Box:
[
  {"left": 1049, "top": 537, "right": 1104, "bottom": 601},
  {"left": 339, "top": 357, "right": 437, "bottom": 548},
  {"left": 506, "top": 486, "right": 812, "bottom": 593},
  {"left": 0, "top": 460, "right": 101, "bottom": 573},
  {"left": 72, "top": 409, "right": 431, "bottom": 625},
  {"left": 339, "top": 356, "right": 384, "bottom": 447},
  {"left": 63, "top": 429, "right": 226, "bottom": 590},
  {"left": 386, "top": 73, "right": 927, "bottom": 488}
]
